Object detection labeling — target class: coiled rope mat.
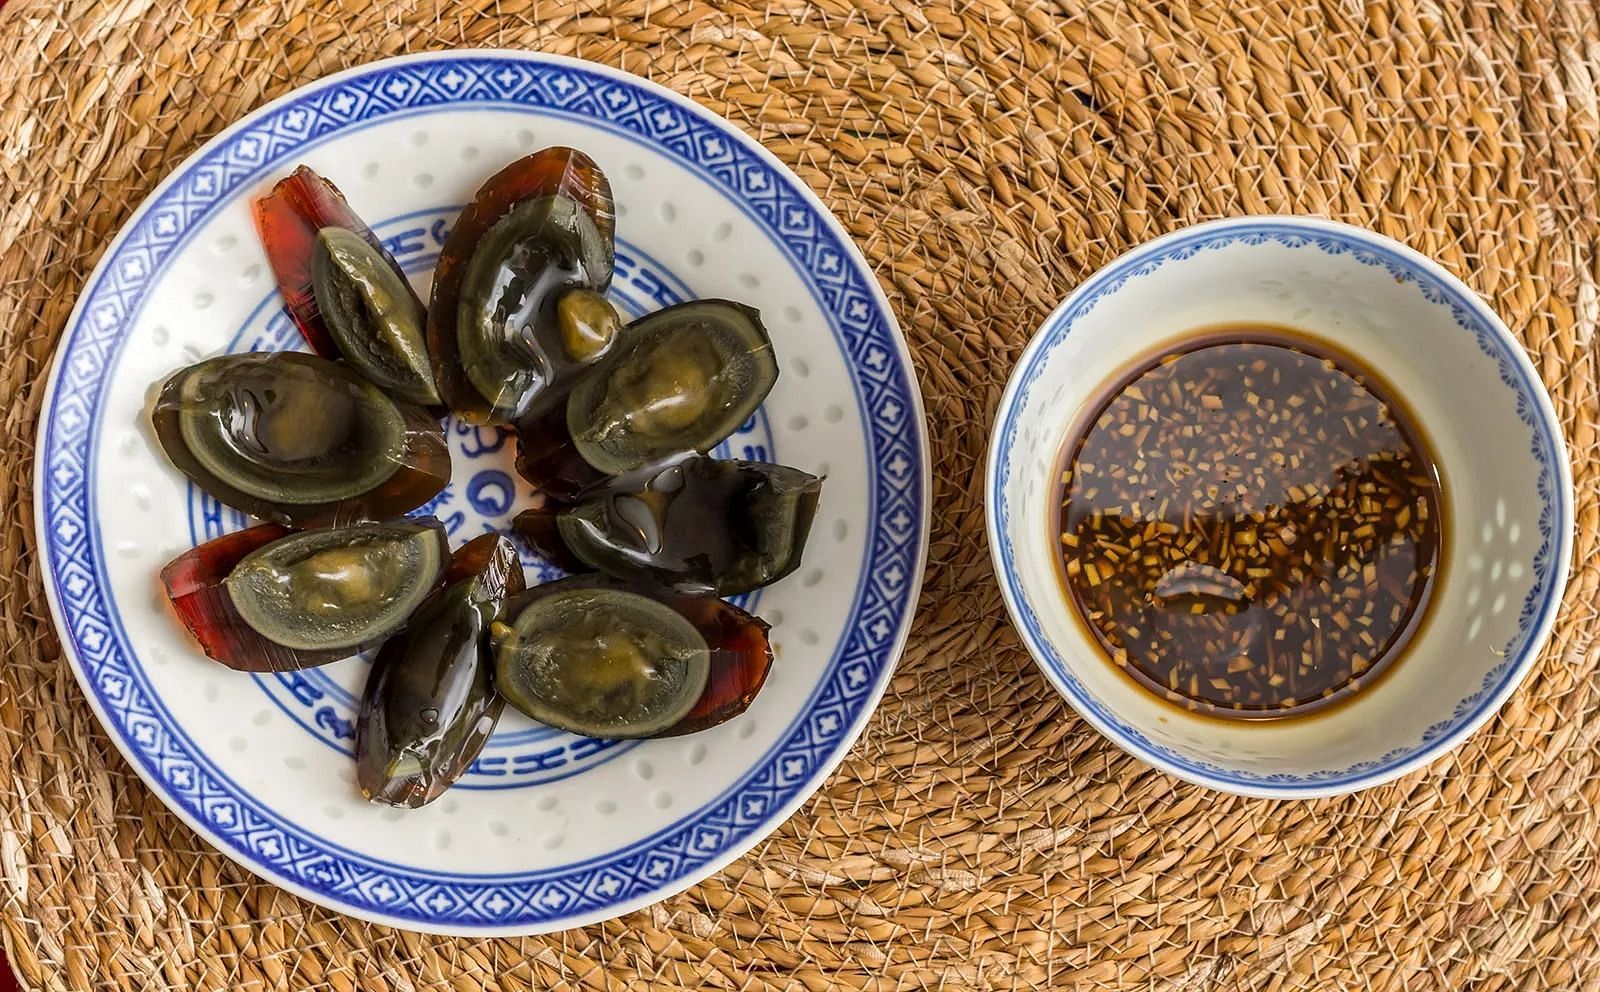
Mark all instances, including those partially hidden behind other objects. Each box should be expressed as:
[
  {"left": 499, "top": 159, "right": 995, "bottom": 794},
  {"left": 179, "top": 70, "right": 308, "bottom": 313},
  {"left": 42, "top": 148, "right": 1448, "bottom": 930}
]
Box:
[{"left": 2, "top": 1, "right": 1598, "bottom": 989}]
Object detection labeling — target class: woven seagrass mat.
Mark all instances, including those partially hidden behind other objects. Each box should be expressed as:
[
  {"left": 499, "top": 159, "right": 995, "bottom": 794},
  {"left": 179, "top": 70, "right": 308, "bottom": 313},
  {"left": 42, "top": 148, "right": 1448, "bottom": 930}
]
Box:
[{"left": 3, "top": 1, "right": 1599, "bottom": 989}]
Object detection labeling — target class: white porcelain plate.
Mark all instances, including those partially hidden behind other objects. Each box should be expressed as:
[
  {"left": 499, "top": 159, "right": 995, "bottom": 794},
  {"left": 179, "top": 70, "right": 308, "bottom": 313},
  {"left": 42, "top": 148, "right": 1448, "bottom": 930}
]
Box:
[{"left": 35, "top": 51, "right": 928, "bottom": 934}]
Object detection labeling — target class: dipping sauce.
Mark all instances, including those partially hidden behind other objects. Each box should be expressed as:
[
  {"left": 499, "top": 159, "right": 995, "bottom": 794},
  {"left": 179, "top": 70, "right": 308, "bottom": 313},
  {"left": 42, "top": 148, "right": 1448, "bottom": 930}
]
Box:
[{"left": 1054, "top": 328, "right": 1444, "bottom": 719}]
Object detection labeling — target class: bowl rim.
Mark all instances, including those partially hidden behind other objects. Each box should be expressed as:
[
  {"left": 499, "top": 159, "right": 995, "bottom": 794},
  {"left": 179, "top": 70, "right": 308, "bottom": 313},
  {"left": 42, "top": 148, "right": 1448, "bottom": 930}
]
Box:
[{"left": 983, "top": 214, "right": 1574, "bottom": 799}]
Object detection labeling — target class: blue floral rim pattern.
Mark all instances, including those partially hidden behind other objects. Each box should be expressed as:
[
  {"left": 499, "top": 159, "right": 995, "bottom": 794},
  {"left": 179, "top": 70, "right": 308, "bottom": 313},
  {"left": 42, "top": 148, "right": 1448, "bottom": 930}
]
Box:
[
  {"left": 989, "top": 220, "right": 1570, "bottom": 794},
  {"left": 37, "top": 53, "right": 927, "bottom": 930}
]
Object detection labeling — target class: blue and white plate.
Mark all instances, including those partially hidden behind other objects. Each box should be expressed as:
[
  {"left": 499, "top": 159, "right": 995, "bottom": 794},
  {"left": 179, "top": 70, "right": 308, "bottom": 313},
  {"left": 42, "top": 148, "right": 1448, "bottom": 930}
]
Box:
[{"left": 36, "top": 51, "right": 929, "bottom": 934}]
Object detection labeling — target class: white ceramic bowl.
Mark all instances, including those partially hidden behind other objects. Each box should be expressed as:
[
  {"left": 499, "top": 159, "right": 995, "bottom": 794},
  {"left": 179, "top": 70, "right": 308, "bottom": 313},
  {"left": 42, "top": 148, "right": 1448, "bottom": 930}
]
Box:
[{"left": 985, "top": 217, "right": 1572, "bottom": 798}]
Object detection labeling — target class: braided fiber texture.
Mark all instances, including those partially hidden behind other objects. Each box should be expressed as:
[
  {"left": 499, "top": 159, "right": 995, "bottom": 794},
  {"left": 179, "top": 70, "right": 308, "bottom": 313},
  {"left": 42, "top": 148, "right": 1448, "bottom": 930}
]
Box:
[{"left": 3, "top": 1, "right": 1599, "bottom": 989}]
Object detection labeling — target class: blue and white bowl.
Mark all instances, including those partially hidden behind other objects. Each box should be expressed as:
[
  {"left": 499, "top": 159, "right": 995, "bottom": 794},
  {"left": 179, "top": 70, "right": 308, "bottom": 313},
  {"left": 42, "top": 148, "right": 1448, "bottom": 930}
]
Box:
[
  {"left": 985, "top": 217, "right": 1572, "bottom": 798},
  {"left": 35, "top": 51, "right": 929, "bottom": 934}
]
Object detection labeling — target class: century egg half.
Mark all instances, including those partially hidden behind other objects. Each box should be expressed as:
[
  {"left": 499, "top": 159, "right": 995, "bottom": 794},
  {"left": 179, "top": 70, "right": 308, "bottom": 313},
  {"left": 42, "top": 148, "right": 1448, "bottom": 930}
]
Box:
[
  {"left": 492, "top": 577, "right": 774, "bottom": 740},
  {"left": 310, "top": 227, "right": 438, "bottom": 406},
  {"left": 513, "top": 456, "right": 822, "bottom": 596},
  {"left": 356, "top": 533, "right": 526, "bottom": 808},
  {"left": 151, "top": 352, "right": 449, "bottom": 526},
  {"left": 254, "top": 166, "right": 439, "bottom": 406},
  {"left": 161, "top": 518, "right": 448, "bottom": 672},
  {"left": 514, "top": 300, "right": 778, "bottom": 498},
  {"left": 566, "top": 300, "right": 777, "bottom": 475},
  {"left": 453, "top": 196, "right": 613, "bottom": 420},
  {"left": 427, "top": 147, "right": 617, "bottom": 424}
]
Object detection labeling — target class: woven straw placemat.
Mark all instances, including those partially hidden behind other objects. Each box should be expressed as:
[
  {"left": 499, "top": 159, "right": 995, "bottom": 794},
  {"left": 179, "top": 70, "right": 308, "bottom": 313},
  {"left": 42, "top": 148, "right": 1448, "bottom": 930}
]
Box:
[{"left": 3, "top": 1, "right": 1598, "bottom": 989}]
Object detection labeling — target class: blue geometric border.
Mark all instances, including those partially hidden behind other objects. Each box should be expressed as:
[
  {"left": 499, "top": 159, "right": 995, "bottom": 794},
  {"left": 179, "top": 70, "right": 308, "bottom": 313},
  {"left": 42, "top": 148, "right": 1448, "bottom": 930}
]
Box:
[
  {"left": 37, "top": 53, "right": 927, "bottom": 931},
  {"left": 989, "top": 219, "right": 1571, "bottom": 795}
]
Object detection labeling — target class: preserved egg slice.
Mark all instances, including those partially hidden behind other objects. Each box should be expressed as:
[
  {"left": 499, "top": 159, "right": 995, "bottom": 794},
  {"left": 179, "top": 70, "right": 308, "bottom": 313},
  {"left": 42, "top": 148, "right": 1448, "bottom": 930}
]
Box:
[
  {"left": 512, "top": 301, "right": 779, "bottom": 500},
  {"left": 564, "top": 300, "right": 777, "bottom": 476},
  {"left": 452, "top": 196, "right": 610, "bottom": 421},
  {"left": 515, "top": 457, "right": 823, "bottom": 596},
  {"left": 492, "top": 576, "right": 774, "bottom": 739},
  {"left": 162, "top": 520, "right": 442, "bottom": 672},
  {"left": 311, "top": 227, "right": 439, "bottom": 406},
  {"left": 226, "top": 521, "right": 449, "bottom": 652},
  {"left": 493, "top": 587, "right": 709, "bottom": 738},
  {"left": 151, "top": 352, "right": 449, "bottom": 526},
  {"left": 252, "top": 166, "right": 424, "bottom": 364},
  {"left": 428, "top": 148, "right": 615, "bottom": 424},
  {"left": 356, "top": 533, "right": 526, "bottom": 808}
]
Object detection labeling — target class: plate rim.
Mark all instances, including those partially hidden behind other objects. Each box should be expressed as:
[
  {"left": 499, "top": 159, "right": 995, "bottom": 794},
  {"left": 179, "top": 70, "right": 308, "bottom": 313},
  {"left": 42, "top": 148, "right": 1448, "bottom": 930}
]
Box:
[{"left": 33, "top": 48, "right": 931, "bottom": 935}]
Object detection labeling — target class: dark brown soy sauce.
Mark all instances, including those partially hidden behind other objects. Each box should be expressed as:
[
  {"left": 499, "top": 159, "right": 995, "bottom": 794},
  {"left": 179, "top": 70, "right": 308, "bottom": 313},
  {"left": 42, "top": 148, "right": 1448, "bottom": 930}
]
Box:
[{"left": 1053, "top": 327, "right": 1445, "bottom": 720}]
